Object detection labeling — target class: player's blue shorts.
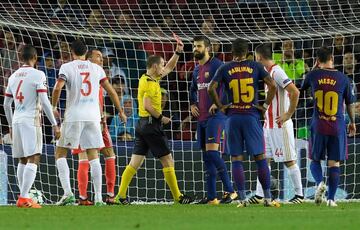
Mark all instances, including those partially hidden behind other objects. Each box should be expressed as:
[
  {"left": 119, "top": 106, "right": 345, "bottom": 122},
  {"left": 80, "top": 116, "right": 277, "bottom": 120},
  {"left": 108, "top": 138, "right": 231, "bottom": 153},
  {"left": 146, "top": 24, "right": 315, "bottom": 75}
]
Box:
[
  {"left": 224, "top": 114, "right": 264, "bottom": 156},
  {"left": 196, "top": 112, "right": 226, "bottom": 150},
  {"left": 309, "top": 128, "right": 347, "bottom": 161}
]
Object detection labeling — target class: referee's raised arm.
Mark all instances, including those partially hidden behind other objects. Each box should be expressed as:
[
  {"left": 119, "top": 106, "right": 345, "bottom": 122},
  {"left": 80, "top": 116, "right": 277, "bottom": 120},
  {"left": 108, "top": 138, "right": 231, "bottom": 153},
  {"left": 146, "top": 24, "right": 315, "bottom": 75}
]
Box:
[{"left": 160, "top": 33, "right": 184, "bottom": 79}]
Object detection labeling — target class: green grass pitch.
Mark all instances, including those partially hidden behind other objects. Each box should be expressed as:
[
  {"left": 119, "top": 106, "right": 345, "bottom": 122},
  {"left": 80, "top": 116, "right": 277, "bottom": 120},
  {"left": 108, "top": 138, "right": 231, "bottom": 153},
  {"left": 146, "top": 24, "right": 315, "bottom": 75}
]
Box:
[{"left": 1, "top": 203, "right": 360, "bottom": 230}]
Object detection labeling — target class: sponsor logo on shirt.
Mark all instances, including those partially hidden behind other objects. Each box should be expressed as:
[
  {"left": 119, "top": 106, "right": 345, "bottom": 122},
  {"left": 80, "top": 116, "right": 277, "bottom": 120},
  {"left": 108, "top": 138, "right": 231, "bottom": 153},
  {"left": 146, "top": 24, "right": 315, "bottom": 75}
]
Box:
[
  {"left": 197, "top": 82, "right": 210, "bottom": 90},
  {"left": 79, "top": 98, "right": 95, "bottom": 103},
  {"left": 319, "top": 115, "right": 337, "bottom": 121}
]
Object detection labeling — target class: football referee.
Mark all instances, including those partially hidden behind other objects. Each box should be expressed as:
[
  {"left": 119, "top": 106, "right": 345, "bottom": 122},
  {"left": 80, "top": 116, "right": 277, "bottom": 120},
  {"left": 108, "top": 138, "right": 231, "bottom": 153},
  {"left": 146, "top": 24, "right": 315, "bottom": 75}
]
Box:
[{"left": 115, "top": 35, "right": 193, "bottom": 204}]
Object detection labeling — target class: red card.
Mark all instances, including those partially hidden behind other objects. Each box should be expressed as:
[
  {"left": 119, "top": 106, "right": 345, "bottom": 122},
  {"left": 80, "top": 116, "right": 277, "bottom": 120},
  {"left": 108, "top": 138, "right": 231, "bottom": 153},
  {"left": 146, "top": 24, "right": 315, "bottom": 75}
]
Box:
[{"left": 173, "top": 32, "right": 183, "bottom": 46}]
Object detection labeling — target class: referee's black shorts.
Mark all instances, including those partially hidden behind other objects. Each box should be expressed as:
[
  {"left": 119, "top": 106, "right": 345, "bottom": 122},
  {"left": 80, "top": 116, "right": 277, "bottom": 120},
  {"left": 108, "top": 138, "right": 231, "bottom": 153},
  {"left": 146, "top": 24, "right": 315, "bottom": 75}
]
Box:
[{"left": 133, "top": 116, "right": 170, "bottom": 158}]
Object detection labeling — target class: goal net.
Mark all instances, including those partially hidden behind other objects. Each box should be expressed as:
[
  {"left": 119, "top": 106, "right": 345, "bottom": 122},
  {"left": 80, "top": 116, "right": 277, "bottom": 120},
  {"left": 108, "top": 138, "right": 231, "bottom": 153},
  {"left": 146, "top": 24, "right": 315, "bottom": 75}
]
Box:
[{"left": 0, "top": 0, "right": 360, "bottom": 204}]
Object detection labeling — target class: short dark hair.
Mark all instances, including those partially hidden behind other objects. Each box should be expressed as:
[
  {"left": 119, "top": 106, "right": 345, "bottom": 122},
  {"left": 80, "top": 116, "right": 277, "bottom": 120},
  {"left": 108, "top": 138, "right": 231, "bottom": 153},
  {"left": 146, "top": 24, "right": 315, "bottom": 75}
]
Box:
[
  {"left": 21, "top": 45, "right": 37, "bottom": 62},
  {"left": 146, "top": 55, "right": 162, "bottom": 69},
  {"left": 71, "top": 39, "right": 87, "bottom": 56},
  {"left": 255, "top": 43, "right": 272, "bottom": 60},
  {"left": 316, "top": 46, "right": 332, "bottom": 63},
  {"left": 232, "top": 38, "right": 248, "bottom": 57},
  {"left": 193, "top": 35, "right": 211, "bottom": 47}
]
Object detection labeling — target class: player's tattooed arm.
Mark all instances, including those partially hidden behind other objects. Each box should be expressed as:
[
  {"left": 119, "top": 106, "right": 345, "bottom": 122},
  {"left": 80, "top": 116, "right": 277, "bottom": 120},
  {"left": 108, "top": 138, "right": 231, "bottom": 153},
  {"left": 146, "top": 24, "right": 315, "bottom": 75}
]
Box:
[
  {"left": 208, "top": 80, "right": 229, "bottom": 113},
  {"left": 190, "top": 76, "right": 199, "bottom": 117},
  {"left": 263, "top": 75, "right": 276, "bottom": 109},
  {"left": 347, "top": 103, "right": 356, "bottom": 137}
]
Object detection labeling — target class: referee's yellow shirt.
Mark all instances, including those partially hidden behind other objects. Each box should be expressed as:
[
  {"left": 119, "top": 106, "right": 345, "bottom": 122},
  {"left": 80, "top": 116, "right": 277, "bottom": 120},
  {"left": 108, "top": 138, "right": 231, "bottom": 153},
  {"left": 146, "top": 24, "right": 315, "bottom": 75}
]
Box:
[{"left": 138, "top": 74, "right": 162, "bottom": 117}]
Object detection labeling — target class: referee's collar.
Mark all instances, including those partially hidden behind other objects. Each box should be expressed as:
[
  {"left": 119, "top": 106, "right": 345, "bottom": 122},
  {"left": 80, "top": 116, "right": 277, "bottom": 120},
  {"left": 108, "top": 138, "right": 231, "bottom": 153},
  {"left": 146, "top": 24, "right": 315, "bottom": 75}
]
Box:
[{"left": 144, "top": 73, "right": 158, "bottom": 81}]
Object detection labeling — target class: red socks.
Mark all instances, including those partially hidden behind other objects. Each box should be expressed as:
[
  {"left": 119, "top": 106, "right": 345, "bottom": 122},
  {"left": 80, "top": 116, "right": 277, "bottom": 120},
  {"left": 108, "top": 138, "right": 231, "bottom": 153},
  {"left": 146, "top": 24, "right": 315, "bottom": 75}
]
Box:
[
  {"left": 77, "top": 160, "right": 89, "bottom": 199},
  {"left": 105, "top": 157, "right": 116, "bottom": 196},
  {"left": 77, "top": 157, "right": 116, "bottom": 198}
]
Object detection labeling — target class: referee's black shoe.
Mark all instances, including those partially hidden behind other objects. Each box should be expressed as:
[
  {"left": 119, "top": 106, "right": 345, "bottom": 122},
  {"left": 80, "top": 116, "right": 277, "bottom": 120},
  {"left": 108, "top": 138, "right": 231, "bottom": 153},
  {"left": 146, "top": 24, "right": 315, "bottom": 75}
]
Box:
[
  {"left": 178, "top": 194, "right": 195, "bottom": 204},
  {"left": 114, "top": 195, "right": 130, "bottom": 205}
]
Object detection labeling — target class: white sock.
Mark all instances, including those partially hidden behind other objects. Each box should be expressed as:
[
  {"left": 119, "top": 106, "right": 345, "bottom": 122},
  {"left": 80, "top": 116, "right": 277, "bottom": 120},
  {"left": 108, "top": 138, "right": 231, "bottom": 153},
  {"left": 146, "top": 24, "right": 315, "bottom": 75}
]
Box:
[
  {"left": 20, "top": 163, "right": 37, "bottom": 198},
  {"left": 255, "top": 178, "right": 264, "bottom": 197},
  {"left": 17, "top": 163, "right": 26, "bottom": 192},
  {"left": 287, "top": 164, "right": 303, "bottom": 197},
  {"left": 255, "top": 165, "right": 270, "bottom": 197},
  {"left": 56, "top": 158, "right": 72, "bottom": 196},
  {"left": 89, "top": 158, "right": 102, "bottom": 202}
]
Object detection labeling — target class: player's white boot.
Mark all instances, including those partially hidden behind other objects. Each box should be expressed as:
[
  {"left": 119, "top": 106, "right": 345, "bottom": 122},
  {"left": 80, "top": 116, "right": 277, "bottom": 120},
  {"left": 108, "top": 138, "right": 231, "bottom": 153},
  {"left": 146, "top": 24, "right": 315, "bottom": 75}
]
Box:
[
  {"left": 315, "top": 182, "right": 326, "bottom": 205},
  {"left": 94, "top": 194, "right": 106, "bottom": 206},
  {"left": 56, "top": 193, "right": 76, "bottom": 206},
  {"left": 326, "top": 200, "right": 338, "bottom": 207}
]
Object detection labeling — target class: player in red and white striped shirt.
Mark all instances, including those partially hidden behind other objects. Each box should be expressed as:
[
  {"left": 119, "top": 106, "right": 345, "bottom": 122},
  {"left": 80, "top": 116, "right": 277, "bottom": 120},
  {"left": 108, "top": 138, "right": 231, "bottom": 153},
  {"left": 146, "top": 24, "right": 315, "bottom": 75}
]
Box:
[
  {"left": 3, "top": 45, "right": 60, "bottom": 208},
  {"left": 251, "top": 43, "right": 303, "bottom": 204}
]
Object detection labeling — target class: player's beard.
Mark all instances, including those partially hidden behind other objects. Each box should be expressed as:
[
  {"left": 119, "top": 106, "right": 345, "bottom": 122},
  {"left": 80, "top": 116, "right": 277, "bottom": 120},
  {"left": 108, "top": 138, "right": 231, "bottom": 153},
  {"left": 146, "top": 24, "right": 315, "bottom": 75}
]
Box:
[{"left": 194, "top": 51, "right": 205, "bottom": 60}]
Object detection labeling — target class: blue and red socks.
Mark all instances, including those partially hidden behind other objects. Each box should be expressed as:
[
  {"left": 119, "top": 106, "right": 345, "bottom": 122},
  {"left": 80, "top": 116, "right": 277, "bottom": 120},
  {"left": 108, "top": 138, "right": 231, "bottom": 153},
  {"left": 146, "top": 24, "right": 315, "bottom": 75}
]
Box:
[
  {"left": 310, "top": 161, "right": 323, "bottom": 185},
  {"left": 207, "top": 150, "right": 234, "bottom": 193},
  {"left": 203, "top": 152, "right": 217, "bottom": 200},
  {"left": 232, "top": 160, "right": 246, "bottom": 200},
  {"left": 256, "top": 159, "right": 271, "bottom": 199},
  {"left": 310, "top": 161, "right": 340, "bottom": 201},
  {"left": 328, "top": 167, "right": 340, "bottom": 201}
]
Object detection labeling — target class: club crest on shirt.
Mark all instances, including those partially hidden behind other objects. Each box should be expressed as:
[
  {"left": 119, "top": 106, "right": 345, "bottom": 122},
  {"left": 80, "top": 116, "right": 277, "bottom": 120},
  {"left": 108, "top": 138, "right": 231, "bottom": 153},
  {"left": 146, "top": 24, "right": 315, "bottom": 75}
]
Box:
[{"left": 205, "top": 72, "right": 209, "bottom": 78}]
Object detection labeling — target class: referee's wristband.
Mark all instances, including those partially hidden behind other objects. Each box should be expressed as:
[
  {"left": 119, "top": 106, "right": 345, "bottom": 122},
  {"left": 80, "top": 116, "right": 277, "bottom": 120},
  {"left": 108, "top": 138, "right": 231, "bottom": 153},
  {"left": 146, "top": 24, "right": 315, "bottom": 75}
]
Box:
[
  {"left": 158, "top": 114, "right": 163, "bottom": 120},
  {"left": 263, "top": 103, "right": 270, "bottom": 110},
  {"left": 175, "top": 51, "right": 183, "bottom": 56},
  {"left": 52, "top": 106, "right": 57, "bottom": 111}
]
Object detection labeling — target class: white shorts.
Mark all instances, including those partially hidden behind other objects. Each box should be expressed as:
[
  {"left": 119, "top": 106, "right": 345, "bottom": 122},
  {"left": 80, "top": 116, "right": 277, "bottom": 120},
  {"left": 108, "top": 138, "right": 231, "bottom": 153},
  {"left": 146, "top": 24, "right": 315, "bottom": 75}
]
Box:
[
  {"left": 264, "top": 121, "right": 297, "bottom": 162},
  {"left": 12, "top": 123, "right": 42, "bottom": 158},
  {"left": 57, "top": 121, "right": 104, "bottom": 150}
]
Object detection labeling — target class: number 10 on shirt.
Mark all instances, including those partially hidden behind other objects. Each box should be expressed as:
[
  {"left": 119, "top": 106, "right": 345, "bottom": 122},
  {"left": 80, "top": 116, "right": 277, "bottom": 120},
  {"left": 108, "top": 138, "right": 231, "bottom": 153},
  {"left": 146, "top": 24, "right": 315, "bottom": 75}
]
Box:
[{"left": 314, "top": 90, "right": 338, "bottom": 116}]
